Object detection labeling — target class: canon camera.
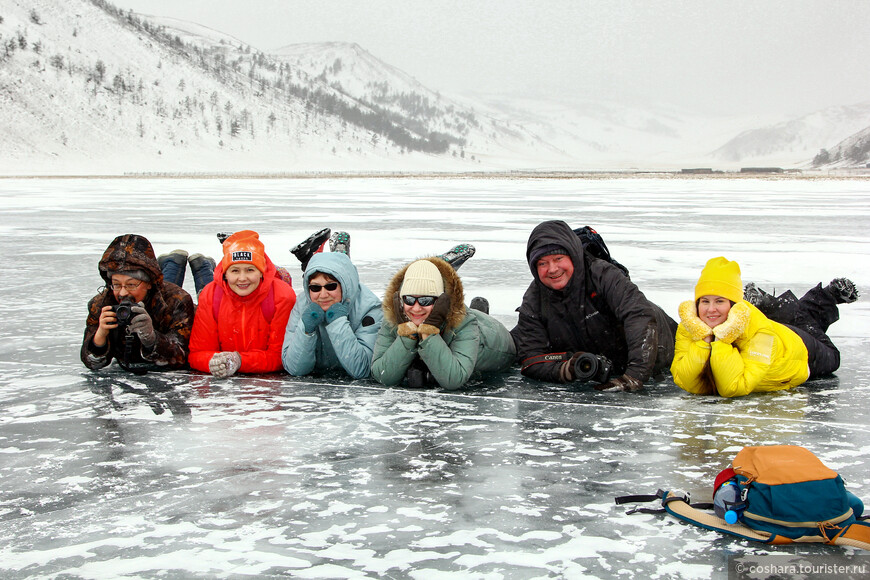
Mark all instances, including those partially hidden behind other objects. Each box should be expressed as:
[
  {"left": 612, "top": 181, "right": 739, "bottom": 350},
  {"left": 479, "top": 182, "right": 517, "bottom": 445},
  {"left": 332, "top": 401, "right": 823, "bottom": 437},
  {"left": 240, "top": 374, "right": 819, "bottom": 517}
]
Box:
[
  {"left": 111, "top": 300, "right": 136, "bottom": 327},
  {"left": 573, "top": 352, "right": 613, "bottom": 384}
]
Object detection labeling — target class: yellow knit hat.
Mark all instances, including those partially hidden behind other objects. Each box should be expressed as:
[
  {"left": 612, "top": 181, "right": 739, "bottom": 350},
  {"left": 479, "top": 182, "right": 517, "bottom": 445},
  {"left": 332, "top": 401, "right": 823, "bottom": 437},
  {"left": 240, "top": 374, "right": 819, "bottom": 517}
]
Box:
[{"left": 695, "top": 257, "right": 743, "bottom": 303}]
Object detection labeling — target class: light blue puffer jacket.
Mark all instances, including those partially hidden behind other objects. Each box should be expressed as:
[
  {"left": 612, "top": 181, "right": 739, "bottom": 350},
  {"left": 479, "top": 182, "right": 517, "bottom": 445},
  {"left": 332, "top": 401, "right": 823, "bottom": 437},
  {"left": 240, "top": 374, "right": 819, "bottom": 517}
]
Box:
[{"left": 282, "top": 253, "right": 383, "bottom": 378}]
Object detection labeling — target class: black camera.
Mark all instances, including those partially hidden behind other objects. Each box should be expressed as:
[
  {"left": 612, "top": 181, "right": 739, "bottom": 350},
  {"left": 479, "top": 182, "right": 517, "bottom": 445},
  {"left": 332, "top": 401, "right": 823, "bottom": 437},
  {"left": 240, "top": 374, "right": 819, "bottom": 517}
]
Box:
[
  {"left": 112, "top": 301, "right": 136, "bottom": 326},
  {"left": 573, "top": 352, "right": 613, "bottom": 384}
]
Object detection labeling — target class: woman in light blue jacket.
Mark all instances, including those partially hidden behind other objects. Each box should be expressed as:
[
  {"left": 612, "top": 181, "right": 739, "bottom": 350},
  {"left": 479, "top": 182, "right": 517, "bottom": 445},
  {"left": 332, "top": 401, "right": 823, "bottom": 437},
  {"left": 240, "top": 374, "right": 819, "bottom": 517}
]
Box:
[{"left": 282, "top": 251, "right": 382, "bottom": 379}]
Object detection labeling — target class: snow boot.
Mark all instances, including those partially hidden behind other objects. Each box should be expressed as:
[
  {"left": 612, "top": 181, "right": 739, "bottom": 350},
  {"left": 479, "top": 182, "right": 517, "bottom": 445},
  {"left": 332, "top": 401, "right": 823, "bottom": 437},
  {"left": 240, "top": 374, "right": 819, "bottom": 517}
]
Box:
[
  {"left": 825, "top": 278, "right": 859, "bottom": 304},
  {"left": 158, "top": 249, "right": 189, "bottom": 288},
  {"left": 188, "top": 253, "right": 216, "bottom": 295},
  {"left": 330, "top": 231, "right": 351, "bottom": 257},
  {"left": 291, "top": 227, "right": 331, "bottom": 271},
  {"left": 470, "top": 296, "right": 490, "bottom": 314},
  {"left": 439, "top": 243, "right": 475, "bottom": 270}
]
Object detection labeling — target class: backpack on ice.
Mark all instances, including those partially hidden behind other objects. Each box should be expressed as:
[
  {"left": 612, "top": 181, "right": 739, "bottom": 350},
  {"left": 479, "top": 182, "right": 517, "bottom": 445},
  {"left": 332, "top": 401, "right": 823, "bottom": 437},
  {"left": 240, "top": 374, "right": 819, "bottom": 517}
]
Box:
[{"left": 616, "top": 445, "right": 870, "bottom": 549}]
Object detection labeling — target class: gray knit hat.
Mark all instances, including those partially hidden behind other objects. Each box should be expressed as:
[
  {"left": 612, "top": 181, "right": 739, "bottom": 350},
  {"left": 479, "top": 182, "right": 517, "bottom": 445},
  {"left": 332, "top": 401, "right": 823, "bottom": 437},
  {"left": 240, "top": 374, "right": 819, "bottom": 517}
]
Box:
[{"left": 109, "top": 269, "right": 151, "bottom": 283}]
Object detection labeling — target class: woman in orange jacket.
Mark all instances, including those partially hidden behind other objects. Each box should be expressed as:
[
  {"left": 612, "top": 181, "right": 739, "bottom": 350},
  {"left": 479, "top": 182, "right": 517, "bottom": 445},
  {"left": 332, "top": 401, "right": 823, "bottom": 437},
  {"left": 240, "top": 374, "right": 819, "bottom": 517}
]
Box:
[
  {"left": 189, "top": 230, "right": 296, "bottom": 377},
  {"left": 672, "top": 257, "right": 857, "bottom": 397}
]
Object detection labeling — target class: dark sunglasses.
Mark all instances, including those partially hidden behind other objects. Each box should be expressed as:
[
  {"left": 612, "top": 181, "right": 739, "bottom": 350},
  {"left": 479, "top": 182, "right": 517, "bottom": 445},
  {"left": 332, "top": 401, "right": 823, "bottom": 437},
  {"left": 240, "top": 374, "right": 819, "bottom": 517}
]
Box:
[
  {"left": 402, "top": 295, "right": 436, "bottom": 307},
  {"left": 308, "top": 282, "right": 339, "bottom": 293}
]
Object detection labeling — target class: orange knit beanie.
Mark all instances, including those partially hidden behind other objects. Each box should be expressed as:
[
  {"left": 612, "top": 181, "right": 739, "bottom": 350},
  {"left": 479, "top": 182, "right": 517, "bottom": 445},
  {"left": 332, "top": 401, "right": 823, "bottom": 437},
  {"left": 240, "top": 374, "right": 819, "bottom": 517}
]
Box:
[{"left": 221, "top": 230, "right": 266, "bottom": 273}]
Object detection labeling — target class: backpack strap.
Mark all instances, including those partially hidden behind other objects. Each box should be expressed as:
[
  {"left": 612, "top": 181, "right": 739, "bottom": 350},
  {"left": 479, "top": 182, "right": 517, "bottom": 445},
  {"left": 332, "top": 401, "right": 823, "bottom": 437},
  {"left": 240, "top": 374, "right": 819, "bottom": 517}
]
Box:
[
  {"left": 832, "top": 521, "right": 870, "bottom": 550},
  {"left": 261, "top": 285, "right": 275, "bottom": 323},
  {"left": 615, "top": 490, "right": 713, "bottom": 515},
  {"left": 583, "top": 252, "right": 617, "bottom": 324},
  {"left": 212, "top": 283, "right": 275, "bottom": 323}
]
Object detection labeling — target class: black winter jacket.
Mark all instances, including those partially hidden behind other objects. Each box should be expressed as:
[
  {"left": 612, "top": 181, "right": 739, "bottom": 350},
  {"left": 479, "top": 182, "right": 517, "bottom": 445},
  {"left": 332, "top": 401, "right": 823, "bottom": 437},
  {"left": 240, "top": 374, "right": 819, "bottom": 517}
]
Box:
[{"left": 511, "top": 220, "right": 677, "bottom": 384}]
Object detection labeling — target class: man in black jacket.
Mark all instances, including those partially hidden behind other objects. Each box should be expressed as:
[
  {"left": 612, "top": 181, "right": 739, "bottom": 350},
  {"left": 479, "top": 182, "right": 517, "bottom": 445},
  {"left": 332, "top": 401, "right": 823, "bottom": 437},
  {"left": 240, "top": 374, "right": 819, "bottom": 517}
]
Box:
[{"left": 511, "top": 220, "right": 677, "bottom": 391}]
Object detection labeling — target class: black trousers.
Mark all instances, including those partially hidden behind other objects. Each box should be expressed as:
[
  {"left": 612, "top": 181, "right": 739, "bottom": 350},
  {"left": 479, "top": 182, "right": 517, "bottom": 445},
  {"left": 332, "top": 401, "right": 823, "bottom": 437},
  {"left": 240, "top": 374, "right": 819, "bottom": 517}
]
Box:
[{"left": 760, "top": 284, "right": 841, "bottom": 377}]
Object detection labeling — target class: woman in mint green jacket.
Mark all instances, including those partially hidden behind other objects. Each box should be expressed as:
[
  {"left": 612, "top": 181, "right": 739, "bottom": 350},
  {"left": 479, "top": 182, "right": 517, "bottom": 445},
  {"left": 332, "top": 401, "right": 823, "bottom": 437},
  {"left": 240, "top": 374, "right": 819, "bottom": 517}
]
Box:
[{"left": 371, "top": 257, "right": 516, "bottom": 390}]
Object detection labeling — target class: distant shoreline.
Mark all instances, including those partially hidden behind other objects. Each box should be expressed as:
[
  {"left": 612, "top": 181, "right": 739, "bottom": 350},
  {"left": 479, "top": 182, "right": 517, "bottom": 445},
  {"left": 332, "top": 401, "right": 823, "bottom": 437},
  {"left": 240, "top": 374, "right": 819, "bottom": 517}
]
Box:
[{"left": 2, "top": 170, "right": 870, "bottom": 180}]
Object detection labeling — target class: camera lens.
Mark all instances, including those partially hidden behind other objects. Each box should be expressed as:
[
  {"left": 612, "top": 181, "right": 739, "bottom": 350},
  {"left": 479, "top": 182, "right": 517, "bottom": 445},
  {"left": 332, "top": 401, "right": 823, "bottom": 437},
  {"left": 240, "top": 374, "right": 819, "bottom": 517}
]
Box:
[
  {"left": 573, "top": 352, "right": 600, "bottom": 381},
  {"left": 114, "top": 303, "right": 134, "bottom": 324}
]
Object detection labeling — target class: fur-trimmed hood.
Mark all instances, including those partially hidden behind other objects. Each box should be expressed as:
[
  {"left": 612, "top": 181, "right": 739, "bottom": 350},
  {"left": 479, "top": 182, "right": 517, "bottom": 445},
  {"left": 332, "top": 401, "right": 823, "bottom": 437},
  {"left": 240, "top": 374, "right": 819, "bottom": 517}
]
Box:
[{"left": 382, "top": 257, "right": 466, "bottom": 330}]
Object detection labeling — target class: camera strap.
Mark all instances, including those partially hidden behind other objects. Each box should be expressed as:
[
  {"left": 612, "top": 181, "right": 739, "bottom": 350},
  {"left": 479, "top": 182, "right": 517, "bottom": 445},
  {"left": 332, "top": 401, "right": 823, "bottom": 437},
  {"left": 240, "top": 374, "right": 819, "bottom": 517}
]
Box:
[
  {"left": 119, "top": 328, "right": 147, "bottom": 376},
  {"left": 521, "top": 352, "right": 568, "bottom": 372}
]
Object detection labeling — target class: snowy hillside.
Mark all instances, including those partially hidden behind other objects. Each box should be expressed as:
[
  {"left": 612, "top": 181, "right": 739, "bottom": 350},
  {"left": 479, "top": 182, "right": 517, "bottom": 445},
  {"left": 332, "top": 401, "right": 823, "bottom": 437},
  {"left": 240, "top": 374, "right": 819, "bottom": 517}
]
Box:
[
  {"left": 270, "top": 41, "right": 567, "bottom": 168},
  {"left": 0, "top": 0, "right": 494, "bottom": 174},
  {"left": 810, "top": 123, "right": 870, "bottom": 168},
  {"left": 1, "top": 0, "right": 867, "bottom": 175},
  {"left": 711, "top": 102, "right": 870, "bottom": 167}
]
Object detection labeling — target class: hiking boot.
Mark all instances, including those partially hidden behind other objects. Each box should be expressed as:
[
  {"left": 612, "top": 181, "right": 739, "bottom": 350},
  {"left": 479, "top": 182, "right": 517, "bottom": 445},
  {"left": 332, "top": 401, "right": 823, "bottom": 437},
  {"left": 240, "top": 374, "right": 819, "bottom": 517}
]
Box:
[
  {"left": 329, "top": 231, "right": 351, "bottom": 257},
  {"left": 469, "top": 296, "right": 490, "bottom": 314},
  {"left": 439, "top": 243, "right": 475, "bottom": 270},
  {"left": 291, "top": 227, "right": 331, "bottom": 271},
  {"left": 216, "top": 232, "right": 233, "bottom": 244},
  {"left": 826, "top": 278, "right": 859, "bottom": 304}
]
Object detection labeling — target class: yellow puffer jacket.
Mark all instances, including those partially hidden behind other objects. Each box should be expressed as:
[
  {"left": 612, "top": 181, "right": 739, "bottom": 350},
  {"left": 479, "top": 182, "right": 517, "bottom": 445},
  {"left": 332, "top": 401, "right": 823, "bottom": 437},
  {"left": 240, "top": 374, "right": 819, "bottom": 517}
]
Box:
[{"left": 671, "top": 300, "right": 809, "bottom": 397}]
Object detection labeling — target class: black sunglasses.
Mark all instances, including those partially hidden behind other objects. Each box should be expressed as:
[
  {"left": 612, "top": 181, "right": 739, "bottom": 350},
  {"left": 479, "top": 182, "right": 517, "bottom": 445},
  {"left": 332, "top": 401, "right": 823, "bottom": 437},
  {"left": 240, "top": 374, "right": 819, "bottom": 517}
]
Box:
[
  {"left": 402, "top": 295, "right": 436, "bottom": 307},
  {"left": 308, "top": 282, "right": 339, "bottom": 293}
]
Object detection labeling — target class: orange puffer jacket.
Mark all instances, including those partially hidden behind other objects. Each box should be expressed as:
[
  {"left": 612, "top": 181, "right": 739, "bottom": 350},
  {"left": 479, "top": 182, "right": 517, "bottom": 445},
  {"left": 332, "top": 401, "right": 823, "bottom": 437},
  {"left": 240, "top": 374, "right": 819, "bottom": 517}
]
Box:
[{"left": 189, "top": 255, "right": 296, "bottom": 374}]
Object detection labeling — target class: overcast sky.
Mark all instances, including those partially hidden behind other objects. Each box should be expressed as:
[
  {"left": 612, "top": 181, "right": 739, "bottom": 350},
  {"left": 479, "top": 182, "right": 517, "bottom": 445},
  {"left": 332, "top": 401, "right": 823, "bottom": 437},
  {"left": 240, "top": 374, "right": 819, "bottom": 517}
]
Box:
[{"left": 110, "top": 1, "right": 870, "bottom": 117}]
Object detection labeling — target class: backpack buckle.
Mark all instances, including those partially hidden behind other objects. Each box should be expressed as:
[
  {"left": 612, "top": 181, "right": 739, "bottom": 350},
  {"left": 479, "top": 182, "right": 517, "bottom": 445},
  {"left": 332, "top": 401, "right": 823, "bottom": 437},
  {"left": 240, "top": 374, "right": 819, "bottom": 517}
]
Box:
[{"left": 662, "top": 491, "right": 691, "bottom": 507}]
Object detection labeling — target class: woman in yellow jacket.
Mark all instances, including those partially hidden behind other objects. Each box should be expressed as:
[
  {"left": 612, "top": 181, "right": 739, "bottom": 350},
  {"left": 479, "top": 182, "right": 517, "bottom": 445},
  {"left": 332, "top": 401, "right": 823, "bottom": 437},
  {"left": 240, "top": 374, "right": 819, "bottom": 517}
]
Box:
[{"left": 672, "top": 257, "right": 858, "bottom": 397}]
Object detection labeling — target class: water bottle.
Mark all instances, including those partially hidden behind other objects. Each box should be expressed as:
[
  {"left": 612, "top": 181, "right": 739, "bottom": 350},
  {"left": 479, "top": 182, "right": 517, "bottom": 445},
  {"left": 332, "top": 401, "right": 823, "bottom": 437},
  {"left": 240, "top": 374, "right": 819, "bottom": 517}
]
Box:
[{"left": 713, "top": 480, "right": 742, "bottom": 524}]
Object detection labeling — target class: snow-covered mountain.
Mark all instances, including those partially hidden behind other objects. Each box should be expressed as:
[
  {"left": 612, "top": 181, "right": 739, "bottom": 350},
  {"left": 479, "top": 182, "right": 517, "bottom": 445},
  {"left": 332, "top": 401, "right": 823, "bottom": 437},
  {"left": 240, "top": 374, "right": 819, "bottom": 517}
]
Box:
[
  {"left": 1, "top": 0, "right": 866, "bottom": 175},
  {"left": 711, "top": 102, "right": 870, "bottom": 167},
  {"left": 1, "top": 0, "right": 527, "bottom": 174}
]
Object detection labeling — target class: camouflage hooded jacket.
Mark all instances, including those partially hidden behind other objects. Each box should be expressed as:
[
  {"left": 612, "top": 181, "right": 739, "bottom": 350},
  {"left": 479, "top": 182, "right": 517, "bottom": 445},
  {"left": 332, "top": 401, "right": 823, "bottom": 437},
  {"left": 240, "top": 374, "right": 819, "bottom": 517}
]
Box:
[{"left": 81, "top": 234, "right": 194, "bottom": 371}]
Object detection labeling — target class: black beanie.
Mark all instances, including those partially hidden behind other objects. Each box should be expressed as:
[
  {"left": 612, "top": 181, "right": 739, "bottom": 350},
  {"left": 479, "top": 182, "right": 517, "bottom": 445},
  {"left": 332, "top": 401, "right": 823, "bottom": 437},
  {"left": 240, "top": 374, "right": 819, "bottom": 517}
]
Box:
[{"left": 530, "top": 244, "right": 569, "bottom": 265}]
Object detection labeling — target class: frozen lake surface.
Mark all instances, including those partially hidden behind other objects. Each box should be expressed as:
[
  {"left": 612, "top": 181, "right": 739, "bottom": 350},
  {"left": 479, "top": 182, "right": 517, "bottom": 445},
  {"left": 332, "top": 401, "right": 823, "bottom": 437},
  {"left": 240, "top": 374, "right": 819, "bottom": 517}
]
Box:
[{"left": 0, "top": 177, "right": 868, "bottom": 578}]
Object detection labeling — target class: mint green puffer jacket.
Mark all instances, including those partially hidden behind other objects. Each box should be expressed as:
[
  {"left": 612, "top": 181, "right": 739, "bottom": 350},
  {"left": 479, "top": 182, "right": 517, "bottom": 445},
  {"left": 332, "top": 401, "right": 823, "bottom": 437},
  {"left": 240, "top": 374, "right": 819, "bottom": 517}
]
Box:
[{"left": 371, "top": 257, "right": 516, "bottom": 390}]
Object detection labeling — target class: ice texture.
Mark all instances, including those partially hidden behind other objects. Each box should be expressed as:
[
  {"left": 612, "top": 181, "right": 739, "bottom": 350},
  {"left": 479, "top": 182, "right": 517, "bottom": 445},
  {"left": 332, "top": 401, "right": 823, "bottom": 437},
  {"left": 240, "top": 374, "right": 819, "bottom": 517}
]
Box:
[{"left": 0, "top": 177, "right": 868, "bottom": 578}]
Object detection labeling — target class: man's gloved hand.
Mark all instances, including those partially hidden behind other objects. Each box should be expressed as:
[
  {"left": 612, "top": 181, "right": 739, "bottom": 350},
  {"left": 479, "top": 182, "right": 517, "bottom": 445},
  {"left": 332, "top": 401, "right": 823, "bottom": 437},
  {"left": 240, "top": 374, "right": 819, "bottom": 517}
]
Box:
[
  {"left": 594, "top": 374, "right": 644, "bottom": 392},
  {"left": 302, "top": 302, "right": 325, "bottom": 333},
  {"left": 559, "top": 352, "right": 585, "bottom": 383},
  {"left": 129, "top": 303, "right": 156, "bottom": 348},
  {"left": 325, "top": 302, "right": 349, "bottom": 325},
  {"left": 209, "top": 351, "right": 242, "bottom": 378},
  {"left": 421, "top": 293, "right": 450, "bottom": 331}
]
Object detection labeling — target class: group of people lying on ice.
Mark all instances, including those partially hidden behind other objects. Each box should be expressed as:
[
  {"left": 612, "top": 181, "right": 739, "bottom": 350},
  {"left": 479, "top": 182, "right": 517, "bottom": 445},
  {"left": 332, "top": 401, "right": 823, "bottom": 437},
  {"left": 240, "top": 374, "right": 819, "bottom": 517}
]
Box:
[{"left": 81, "top": 221, "right": 859, "bottom": 397}]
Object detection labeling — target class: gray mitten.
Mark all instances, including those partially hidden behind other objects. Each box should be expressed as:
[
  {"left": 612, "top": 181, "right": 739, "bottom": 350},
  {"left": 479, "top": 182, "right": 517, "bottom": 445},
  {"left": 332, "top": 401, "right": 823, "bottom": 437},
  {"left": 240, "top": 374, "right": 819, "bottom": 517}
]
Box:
[
  {"left": 129, "top": 303, "right": 156, "bottom": 348},
  {"left": 209, "top": 351, "right": 242, "bottom": 378}
]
